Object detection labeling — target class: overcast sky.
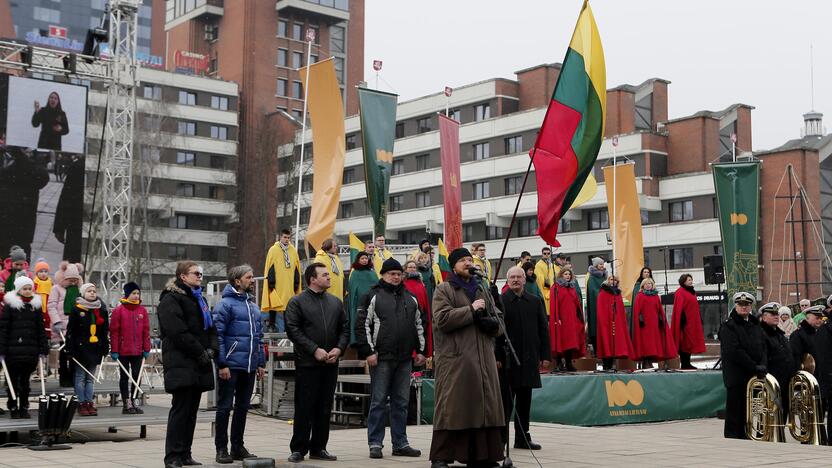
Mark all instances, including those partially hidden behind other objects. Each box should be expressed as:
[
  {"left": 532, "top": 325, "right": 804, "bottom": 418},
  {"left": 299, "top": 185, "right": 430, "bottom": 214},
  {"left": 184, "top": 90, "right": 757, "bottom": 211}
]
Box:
[{"left": 365, "top": 0, "right": 830, "bottom": 151}]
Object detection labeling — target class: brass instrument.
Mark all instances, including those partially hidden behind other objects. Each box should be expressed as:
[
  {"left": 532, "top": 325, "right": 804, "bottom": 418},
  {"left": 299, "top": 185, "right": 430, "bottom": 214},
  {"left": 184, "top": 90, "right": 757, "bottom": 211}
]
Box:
[
  {"left": 787, "top": 370, "right": 828, "bottom": 445},
  {"left": 746, "top": 373, "right": 786, "bottom": 442},
  {"left": 801, "top": 353, "right": 816, "bottom": 375}
]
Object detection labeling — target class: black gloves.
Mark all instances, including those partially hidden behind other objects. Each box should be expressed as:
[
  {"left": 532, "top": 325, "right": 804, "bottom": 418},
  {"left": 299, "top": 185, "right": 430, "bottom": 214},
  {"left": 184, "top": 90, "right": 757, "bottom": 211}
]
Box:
[
  {"left": 475, "top": 315, "right": 500, "bottom": 335},
  {"left": 638, "top": 316, "right": 645, "bottom": 328},
  {"left": 544, "top": 280, "right": 551, "bottom": 289},
  {"left": 755, "top": 365, "right": 767, "bottom": 379},
  {"left": 198, "top": 350, "right": 215, "bottom": 369}
]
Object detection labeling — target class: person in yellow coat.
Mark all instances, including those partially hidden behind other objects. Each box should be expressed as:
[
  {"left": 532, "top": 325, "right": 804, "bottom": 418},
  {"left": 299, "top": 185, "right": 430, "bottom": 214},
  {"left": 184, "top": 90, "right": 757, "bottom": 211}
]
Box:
[
  {"left": 261, "top": 229, "right": 302, "bottom": 332},
  {"left": 470, "top": 243, "right": 492, "bottom": 283},
  {"left": 314, "top": 238, "right": 345, "bottom": 300},
  {"left": 535, "top": 246, "right": 558, "bottom": 311},
  {"left": 373, "top": 235, "right": 393, "bottom": 276}
]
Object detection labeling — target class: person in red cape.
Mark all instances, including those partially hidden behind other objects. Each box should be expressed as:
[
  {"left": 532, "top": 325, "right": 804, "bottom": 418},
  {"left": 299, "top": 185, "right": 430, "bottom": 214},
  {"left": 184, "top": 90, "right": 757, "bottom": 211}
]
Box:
[
  {"left": 671, "top": 274, "right": 706, "bottom": 369},
  {"left": 403, "top": 260, "right": 432, "bottom": 357},
  {"left": 595, "top": 275, "right": 633, "bottom": 370},
  {"left": 631, "top": 278, "right": 677, "bottom": 368},
  {"left": 552, "top": 268, "right": 585, "bottom": 371}
]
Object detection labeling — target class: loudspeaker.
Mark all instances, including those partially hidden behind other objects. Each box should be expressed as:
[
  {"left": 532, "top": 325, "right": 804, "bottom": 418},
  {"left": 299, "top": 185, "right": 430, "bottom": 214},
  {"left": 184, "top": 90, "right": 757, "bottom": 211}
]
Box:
[{"left": 703, "top": 255, "right": 724, "bottom": 285}]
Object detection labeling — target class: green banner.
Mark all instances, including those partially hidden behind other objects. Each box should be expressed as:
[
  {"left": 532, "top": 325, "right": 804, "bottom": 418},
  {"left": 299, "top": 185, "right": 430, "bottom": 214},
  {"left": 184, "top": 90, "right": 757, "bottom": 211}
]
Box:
[
  {"left": 357, "top": 87, "right": 398, "bottom": 236},
  {"left": 713, "top": 162, "right": 760, "bottom": 299},
  {"left": 420, "top": 371, "right": 725, "bottom": 426}
]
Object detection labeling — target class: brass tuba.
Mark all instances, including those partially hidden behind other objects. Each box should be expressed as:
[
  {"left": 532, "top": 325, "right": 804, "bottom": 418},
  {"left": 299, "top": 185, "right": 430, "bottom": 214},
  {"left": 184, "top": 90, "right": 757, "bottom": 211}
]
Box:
[
  {"left": 788, "top": 370, "right": 828, "bottom": 445},
  {"left": 746, "top": 373, "right": 786, "bottom": 442}
]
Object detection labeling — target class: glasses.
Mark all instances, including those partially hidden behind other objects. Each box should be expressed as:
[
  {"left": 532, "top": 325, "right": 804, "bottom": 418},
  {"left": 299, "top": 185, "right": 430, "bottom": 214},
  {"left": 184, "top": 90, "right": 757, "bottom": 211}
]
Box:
[
  {"left": 189, "top": 271, "right": 203, "bottom": 278},
  {"left": 543, "top": 252, "right": 551, "bottom": 255}
]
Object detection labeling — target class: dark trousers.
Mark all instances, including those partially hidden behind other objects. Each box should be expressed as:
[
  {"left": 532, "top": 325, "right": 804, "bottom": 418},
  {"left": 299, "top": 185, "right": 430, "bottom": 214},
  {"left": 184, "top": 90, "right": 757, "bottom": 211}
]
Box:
[
  {"left": 680, "top": 352, "right": 692, "bottom": 368},
  {"left": 6, "top": 361, "right": 36, "bottom": 410},
  {"left": 165, "top": 386, "right": 203, "bottom": 464},
  {"left": 118, "top": 355, "right": 142, "bottom": 401},
  {"left": 504, "top": 386, "right": 532, "bottom": 442},
  {"left": 290, "top": 365, "right": 338, "bottom": 455},
  {"left": 215, "top": 369, "right": 256, "bottom": 451},
  {"left": 58, "top": 349, "right": 73, "bottom": 387},
  {"left": 724, "top": 384, "right": 747, "bottom": 439}
]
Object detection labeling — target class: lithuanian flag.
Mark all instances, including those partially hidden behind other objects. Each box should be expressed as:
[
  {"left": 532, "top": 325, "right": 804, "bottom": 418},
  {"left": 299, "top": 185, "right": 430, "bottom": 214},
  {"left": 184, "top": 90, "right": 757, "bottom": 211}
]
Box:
[
  {"left": 348, "top": 232, "right": 365, "bottom": 265},
  {"left": 532, "top": 0, "right": 606, "bottom": 247},
  {"left": 437, "top": 238, "right": 451, "bottom": 280}
]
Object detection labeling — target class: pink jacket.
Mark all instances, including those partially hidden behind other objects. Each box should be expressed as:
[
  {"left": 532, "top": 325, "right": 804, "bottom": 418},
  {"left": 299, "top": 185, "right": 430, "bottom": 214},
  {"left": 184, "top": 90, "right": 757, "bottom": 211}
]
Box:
[
  {"left": 0, "top": 258, "right": 33, "bottom": 283},
  {"left": 47, "top": 284, "right": 67, "bottom": 334},
  {"left": 109, "top": 302, "right": 151, "bottom": 356}
]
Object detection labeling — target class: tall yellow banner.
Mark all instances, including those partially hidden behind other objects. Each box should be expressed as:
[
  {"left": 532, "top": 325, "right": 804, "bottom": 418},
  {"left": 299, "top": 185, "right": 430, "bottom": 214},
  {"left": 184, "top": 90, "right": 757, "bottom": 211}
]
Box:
[
  {"left": 603, "top": 162, "right": 644, "bottom": 303},
  {"left": 299, "top": 59, "right": 346, "bottom": 251}
]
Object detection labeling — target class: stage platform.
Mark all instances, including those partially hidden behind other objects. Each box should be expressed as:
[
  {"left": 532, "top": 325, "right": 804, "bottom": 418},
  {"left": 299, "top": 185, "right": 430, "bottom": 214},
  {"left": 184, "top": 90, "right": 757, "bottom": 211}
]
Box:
[{"left": 420, "top": 370, "right": 725, "bottom": 426}]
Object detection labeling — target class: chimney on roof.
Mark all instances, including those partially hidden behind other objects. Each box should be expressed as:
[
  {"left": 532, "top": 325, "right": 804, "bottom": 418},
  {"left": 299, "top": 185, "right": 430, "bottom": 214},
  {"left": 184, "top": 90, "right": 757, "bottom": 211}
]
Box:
[{"left": 803, "top": 111, "right": 824, "bottom": 137}]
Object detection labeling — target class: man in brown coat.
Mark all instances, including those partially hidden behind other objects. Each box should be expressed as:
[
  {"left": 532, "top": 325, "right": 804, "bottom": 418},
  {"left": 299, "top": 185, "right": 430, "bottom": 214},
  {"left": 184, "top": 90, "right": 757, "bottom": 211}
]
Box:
[{"left": 429, "top": 247, "right": 505, "bottom": 468}]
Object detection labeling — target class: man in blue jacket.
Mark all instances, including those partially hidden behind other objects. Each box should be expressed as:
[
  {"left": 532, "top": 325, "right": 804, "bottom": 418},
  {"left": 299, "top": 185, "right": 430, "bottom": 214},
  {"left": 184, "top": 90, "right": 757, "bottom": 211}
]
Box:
[{"left": 213, "top": 264, "right": 265, "bottom": 463}]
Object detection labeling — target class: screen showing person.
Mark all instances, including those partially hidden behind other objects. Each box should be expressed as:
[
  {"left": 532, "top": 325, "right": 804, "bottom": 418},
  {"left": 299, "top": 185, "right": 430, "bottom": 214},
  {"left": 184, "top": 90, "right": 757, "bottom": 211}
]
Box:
[{"left": 3, "top": 75, "right": 88, "bottom": 154}]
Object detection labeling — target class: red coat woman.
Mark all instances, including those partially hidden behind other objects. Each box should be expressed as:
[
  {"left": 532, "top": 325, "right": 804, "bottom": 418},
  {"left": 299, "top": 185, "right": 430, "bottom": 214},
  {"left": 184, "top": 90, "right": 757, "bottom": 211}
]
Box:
[
  {"left": 595, "top": 276, "right": 633, "bottom": 364},
  {"left": 404, "top": 260, "right": 432, "bottom": 357},
  {"left": 632, "top": 278, "right": 677, "bottom": 361},
  {"left": 551, "top": 269, "right": 586, "bottom": 367},
  {"left": 671, "top": 274, "right": 706, "bottom": 369}
]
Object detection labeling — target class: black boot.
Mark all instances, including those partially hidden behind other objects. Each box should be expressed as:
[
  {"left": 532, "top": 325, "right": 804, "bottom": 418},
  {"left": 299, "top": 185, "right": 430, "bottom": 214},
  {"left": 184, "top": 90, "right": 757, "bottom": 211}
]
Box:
[
  {"left": 215, "top": 448, "right": 233, "bottom": 464},
  {"left": 131, "top": 399, "right": 144, "bottom": 414}
]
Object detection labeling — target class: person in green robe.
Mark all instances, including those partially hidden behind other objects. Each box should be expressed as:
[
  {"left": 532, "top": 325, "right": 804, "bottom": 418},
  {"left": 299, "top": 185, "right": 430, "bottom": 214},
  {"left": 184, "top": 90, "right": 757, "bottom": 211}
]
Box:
[
  {"left": 629, "top": 267, "right": 653, "bottom": 338},
  {"left": 522, "top": 261, "right": 544, "bottom": 300},
  {"left": 585, "top": 257, "right": 608, "bottom": 351},
  {"left": 346, "top": 251, "right": 378, "bottom": 345}
]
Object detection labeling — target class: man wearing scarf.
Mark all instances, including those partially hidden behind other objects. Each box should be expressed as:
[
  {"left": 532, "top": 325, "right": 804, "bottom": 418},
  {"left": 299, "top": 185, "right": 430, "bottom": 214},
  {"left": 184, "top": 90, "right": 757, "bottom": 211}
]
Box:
[
  {"left": 261, "top": 229, "right": 302, "bottom": 333},
  {"left": 429, "top": 248, "right": 504, "bottom": 468},
  {"left": 314, "top": 238, "right": 345, "bottom": 300}
]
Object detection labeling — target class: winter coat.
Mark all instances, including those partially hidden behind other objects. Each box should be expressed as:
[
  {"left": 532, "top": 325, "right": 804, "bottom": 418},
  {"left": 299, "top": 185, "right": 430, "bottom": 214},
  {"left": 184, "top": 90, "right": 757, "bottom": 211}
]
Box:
[
  {"left": 552, "top": 282, "right": 585, "bottom": 356},
  {"left": 31, "top": 106, "right": 69, "bottom": 150},
  {"left": 534, "top": 259, "right": 557, "bottom": 312},
  {"left": 498, "top": 290, "right": 550, "bottom": 388},
  {"left": 523, "top": 273, "right": 543, "bottom": 300},
  {"left": 671, "top": 286, "right": 706, "bottom": 354},
  {"left": 632, "top": 291, "right": 676, "bottom": 360},
  {"left": 585, "top": 266, "right": 607, "bottom": 342},
  {"left": 214, "top": 284, "right": 265, "bottom": 373},
  {"left": 431, "top": 280, "right": 504, "bottom": 431},
  {"left": 284, "top": 288, "right": 349, "bottom": 367},
  {"left": 472, "top": 256, "right": 492, "bottom": 283},
  {"left": 65, "top": 301, "right": 109, "bottom": 369},
  {"left": 0, "top": 152, "right": 48, "bottom": 253},
  {"left": 789, "top": 320, "right": 817, "bottom": 369},
  {"left": 260, "top": 241, "right": 301, "bottom": 312},
  {"left": 0, "top": 259, "right": 33, "bottom": 284},
  {"left": 0, "top": 293, "right": 48, "bottom": 364},
  {"left": 109, "top": 301, "right": 150, "bottom": 357},
  {"left": 595, "top": 284, "right": 634, "bottom": 359},
  {"left": 718, "top": 310, "right": 766, "bottom": 388},
  {"left": 47, "top": 284, "right": 67, "bottom": 335},
  {"left": 345, "top": 266, "right": 378, "bottom": 345},
  {"left": 812, "top": 322, "right": 832, "bottom": 398},
  {"left": 760, "top": 322, "right": 797, "bottom": 391},
  {"left": 355, "top": 280, "right": 425, "bottom": 361},
  {"left": 158, "top": 279, "right": 219, "bottom": 393},
  {"left": 373, "top": 248, "right": 393, "bottom": 276},
  {"left": 419, "top": 265, "right": 436, "bottom": 303},
  {"left": 34, "top": 277, "right": 51, "bottom": 315},
  {"left": 52, "top": 156, "right": 84, "bottom": 261},
  {"left": 314, "top": 250, "right": 345, "bottom": 300}
]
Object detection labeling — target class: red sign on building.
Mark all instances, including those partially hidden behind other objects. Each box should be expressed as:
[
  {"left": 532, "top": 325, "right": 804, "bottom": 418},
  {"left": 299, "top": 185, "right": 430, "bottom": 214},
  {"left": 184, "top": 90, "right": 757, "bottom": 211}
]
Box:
[
  {"left": 48, "top": 25, "right": 67, "bottom": 39},
  {"left": 173, "top": 50, "right": 211, "bottom": 75}
]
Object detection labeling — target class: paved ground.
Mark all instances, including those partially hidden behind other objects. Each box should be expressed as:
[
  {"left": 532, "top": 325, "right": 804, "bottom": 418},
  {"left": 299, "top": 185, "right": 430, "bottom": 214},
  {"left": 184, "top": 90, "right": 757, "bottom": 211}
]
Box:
[{"left": 2, "top": 410, "right": 832, "bottom": 468}]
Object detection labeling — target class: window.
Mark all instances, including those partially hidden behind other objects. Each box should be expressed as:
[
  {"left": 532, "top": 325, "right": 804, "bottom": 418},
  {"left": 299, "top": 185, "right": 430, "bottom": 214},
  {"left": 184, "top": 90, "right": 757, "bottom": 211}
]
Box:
[
  {"left": 277, "top": 49, "right": 288, "bottom": 66},
  {"left": 310, "top": 54, "right": 318, "bottom": 63},
  {"left": 504, "top": 176, "right": 521, "bottom": 195},
  {"left": 300, "top": 208, "right": 310, "bottom": 224},
  {"left": 142, "top": 85, "right": 161, "bottom": 100},
  {"left": 301, "top": 177, "right": 312, "bottom": 192},
  {"left": 389, "top": 194, "right": 404, "bottom": 212},
  {"left": 178, "top": 90, "right": 196, "bottom": 106},
  {"left": 176, "top": 183, "right": 195, "bottom": 197},
  {"left": 208, "top": 186, "right": 222, "bottom": 199},
  {"left": 178, "top": 121, "right": 196, "bottom": 135},
  {"left": 641, "top": 210, "right": 649, "bottom": 225},
  {"left": 670, "top": 200, "right": 694, "bottom": 222},
  {"left": 292, "top": 109, "right": 303, "bottom": 120},
  {"left": 486, "top": 226, "right": 506, "bottom": 240},
  {"left": 714, "top": 245, "right": 723, "bottom": 255},
  {"left": 330, "top": 25, "right": 345, "bottom": 53},
  {"left": 211, "top": 126, "right": 228, "bottom": 140},
  {"left": 475, "top": 103, "right": 491, "bottom": 121},
  {"left": 589, "top": 210, "right": 609, "bottom": 230},
  {"left": 448, "top": 109, "right": 461, "bottom": 122},
  {"left": 473, "top": 181, "right": 490, "bottom": 200},
  {"left": 292, "top": 81, "right": 303, "bottom": 99},
  {"left": 517, "top": 218, "right": 538, "bottom": 237},
  {"left": 291, "top": 23, "right": 302, "bottom": 40},
  {"left": 463, "top": 224, "right": 474, "bottom": 241},
  {"left": 392, "top": 159, "right": 405, "bottom": 175},
  {"left": 416, "top": 191, "right": 430, "bottom": 208},
  {"left": 643, "top": 249, "right": 650, "bottom": 267},
  {"left": 505, "top": 135, "right": 523, "bottom": 154},
  {"left": 417, "top": 117, "right": 431, "bottom": 133},
  {"left": 333, "top": 57, "right": 345, "bottom": 84},
  {"left": 167, "top": 245, "right": 186, "bottom": 259},
  {"left": 170, "top": 214, "right": 188, "bottom": 229},
  {"left": 176, "top": 152, "right": 195, "bottom": 165},
  {"left": 277, "top": 78, "right": 287, "bottom": 96},
  {"left": 346, "top": 134, "right": 357, "bottom": 150},
  {"left": 278, "top": 20, "right": 287, "bottom": 37},
  {"left": 201, "top": 246, "right": 219, "bottom": 262},
  {"left": 473, "top": 142, "right": 490, "bottom": 160},
  {"left": 342, "top": 167, "right": 355, "bottom": 184},
  {"left": 635, "top": 94, "right": 652, "bottom": 131},
  {"left": 33, "top": 7, "right": 60, "bottom": 22},
  {"left": 308, "top": 24, "right": 320, "bottom": 44},
  {"left": 395, "top": 123, "right": 404, "bottom": 139},
  {"left": 670, "top": 247, "right": 693, "bottom": 269},
  {"left": 210, "top": 96, "right": 228, "bottom": 110},
  {"left": 292, "top": 51, "right": 303, "bottom": 68},
  {"left": 416, "top": 154, "right": 429, "bottom": 171},
  {"left": 340, "top": 203, "right": 353, "bottom": 219},
  {"left": 558, "top": 218, "right": 572, "bottom": 233}
]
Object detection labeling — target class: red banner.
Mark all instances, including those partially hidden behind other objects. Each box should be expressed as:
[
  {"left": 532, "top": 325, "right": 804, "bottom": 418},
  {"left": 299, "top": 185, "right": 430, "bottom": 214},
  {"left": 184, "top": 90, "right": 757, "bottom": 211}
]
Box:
[{"left": 439, "top": 114, "right": 462, "bottom": 250}]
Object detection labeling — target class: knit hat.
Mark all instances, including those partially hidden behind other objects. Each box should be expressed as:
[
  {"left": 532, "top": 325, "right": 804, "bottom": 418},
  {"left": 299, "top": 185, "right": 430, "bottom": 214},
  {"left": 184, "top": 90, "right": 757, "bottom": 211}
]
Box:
[
  {"left": 9, "top": 246, "right": 26, "bottom": 263},
  {"left": 380, "top": 258, "right": 403, "bottom": 275},
  {"left": 778, "top": 306, "right": 792, "bottom": 317},
  {"left": 448, "top": 248, "right": 472, "bottom": 269},
  {"left": 123, "top": 281, "right": 141, "bottom": 298},
  {"left": 79, "top": 282, "right": 96, "bottom": 297},
  {"left": 62, "top": 262, "right": 83, "bottom": 282},
  {"left": 33, "top": 258, "right": 50, "bottom": 273},
  {"left": 13, "top": 276, "right": 34, "bottom": 293},
  {"left": 591, "top": 257, "right": 604, "bottom": 267}
]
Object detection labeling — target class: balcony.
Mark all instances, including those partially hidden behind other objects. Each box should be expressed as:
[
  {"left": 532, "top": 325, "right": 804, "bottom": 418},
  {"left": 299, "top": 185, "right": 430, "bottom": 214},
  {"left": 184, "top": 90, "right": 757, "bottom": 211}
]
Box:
[
  {"left": 165, "top": 0, "right": 224, "bottom": 31},
  {"left": 276, "top": 0, "right": 350, "bottom": 23}
]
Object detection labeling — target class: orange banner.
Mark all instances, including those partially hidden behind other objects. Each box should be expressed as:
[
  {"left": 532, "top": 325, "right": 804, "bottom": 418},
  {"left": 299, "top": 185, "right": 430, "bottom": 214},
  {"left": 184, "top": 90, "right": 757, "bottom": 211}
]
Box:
[
  {"left": 299, "top": 59, "right": 346, "bottom": 251},
  {"left": 603, "top": 162, "right": 644, "bottom": 303}
]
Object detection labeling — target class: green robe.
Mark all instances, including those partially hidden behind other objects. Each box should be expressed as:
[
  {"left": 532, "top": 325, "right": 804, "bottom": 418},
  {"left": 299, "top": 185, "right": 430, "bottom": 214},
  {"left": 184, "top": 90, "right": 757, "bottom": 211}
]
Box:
[
  {"left": 586, "top": 271, "right": 607, "bottom": 342},
  {"left": 524, "top": 279, "right": 543, "bottom": 300},
  {"left": 419, "top": 266, "right": 435, "bottom": 303},
  {"left": 346, "top": 267, "right": 378, "bottom": 345},
  {"left": 627, "top": 280, "right": 644, "bottom": 339}
]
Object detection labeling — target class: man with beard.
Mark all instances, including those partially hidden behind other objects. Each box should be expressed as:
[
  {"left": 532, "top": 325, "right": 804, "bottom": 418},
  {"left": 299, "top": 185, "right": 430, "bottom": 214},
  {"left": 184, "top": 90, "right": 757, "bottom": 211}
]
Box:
[{"left": 429, "top": 248, "right": 504, "bottom": 468}]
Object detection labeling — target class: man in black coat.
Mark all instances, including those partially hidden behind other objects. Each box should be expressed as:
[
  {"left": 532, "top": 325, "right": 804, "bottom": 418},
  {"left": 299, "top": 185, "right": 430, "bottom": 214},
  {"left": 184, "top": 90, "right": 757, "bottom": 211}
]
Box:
[
  {"left": 718, "top": 291, "right": 766, "bottom": 439},
  {"left": 158, "top": 261, "right": 219, "bottom": 468},
  {"left": 811, "top": 300, "right": 832, "bottom": 442},
  {"left": 0, "top": 148, "right": 49, "bottom": 257},
  {"left": 497, "top": 266, "right": 551, "bottom": 450},
  {"left": 758, "top": 302, "right": 797, "bottom": 411},
  {"left": 285, "top": 262, "right": 349, "bottom": 463},
  {"left": 789, "top": 305, "right": 824, "bottom": 370}
]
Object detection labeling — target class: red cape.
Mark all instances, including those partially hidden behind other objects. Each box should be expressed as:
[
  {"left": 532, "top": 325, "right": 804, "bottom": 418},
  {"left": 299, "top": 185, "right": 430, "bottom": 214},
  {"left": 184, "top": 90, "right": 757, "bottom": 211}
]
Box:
[
  {"left": 632, "top": 292, "right": 677, "bottom": 360},
  {"left": 595, "top": 288, "right": 634, "bottom": 359},
  {"left": 551, "top": 283, "right": 586, "bottom": 357},
  {"left": 670, "top": 287, "right": 706, "bottom": 354},
  {"left": 404, "top": 277, "right": 432, "bottom": 357}
]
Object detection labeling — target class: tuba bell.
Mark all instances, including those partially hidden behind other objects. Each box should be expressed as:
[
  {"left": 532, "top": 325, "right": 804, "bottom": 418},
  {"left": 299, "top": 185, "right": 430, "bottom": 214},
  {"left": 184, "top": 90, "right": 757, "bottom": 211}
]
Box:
[
  {"left": 787, "top": 370, "right": 828, "bottom": 445},
  {"left": 801, "top": 353, "right": 816, "bottom": 375},
  {"left": 746, "top": 373, "right": 786, "bottom": 442}
]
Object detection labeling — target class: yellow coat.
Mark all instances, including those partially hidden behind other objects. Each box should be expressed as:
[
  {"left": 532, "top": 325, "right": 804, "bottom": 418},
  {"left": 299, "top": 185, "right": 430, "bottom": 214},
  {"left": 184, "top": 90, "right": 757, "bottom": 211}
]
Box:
[
  {"left": 261, "top": 241, "right": 302, "bottom": 312},
  {"left": 373, "top": 248, "right": 393, "bottom": 276},
  {"left": 534, "top": 259, "right": 559, "bottom": 311},
  {"left": 34, "top": 277, "right": 52, "bottom": 314},
  {"left": 472, "top": 256, "right": 492, "bottom": 283},
  {"left": 314, "top": 250, "right": 345, "bottom": 300}
]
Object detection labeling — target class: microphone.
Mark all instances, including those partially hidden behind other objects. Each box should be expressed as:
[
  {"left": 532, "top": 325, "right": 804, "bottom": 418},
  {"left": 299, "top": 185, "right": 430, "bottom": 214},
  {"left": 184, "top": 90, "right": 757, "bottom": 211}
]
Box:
[{"left": 469, "top": 267, "right": 485, "bottom": 278}]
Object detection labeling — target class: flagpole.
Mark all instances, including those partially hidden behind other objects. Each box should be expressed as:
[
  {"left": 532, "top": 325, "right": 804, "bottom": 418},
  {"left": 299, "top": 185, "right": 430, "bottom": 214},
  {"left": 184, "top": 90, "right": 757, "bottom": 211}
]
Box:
[
  {"left": 494, "top": 149, "right": 536, "bottom": 277},
  {"left": 294, "top": 33, "right": 314, "bottom": 251},
  {"left": 612, "top": 143, "right": 617, "bottom": 277}
]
